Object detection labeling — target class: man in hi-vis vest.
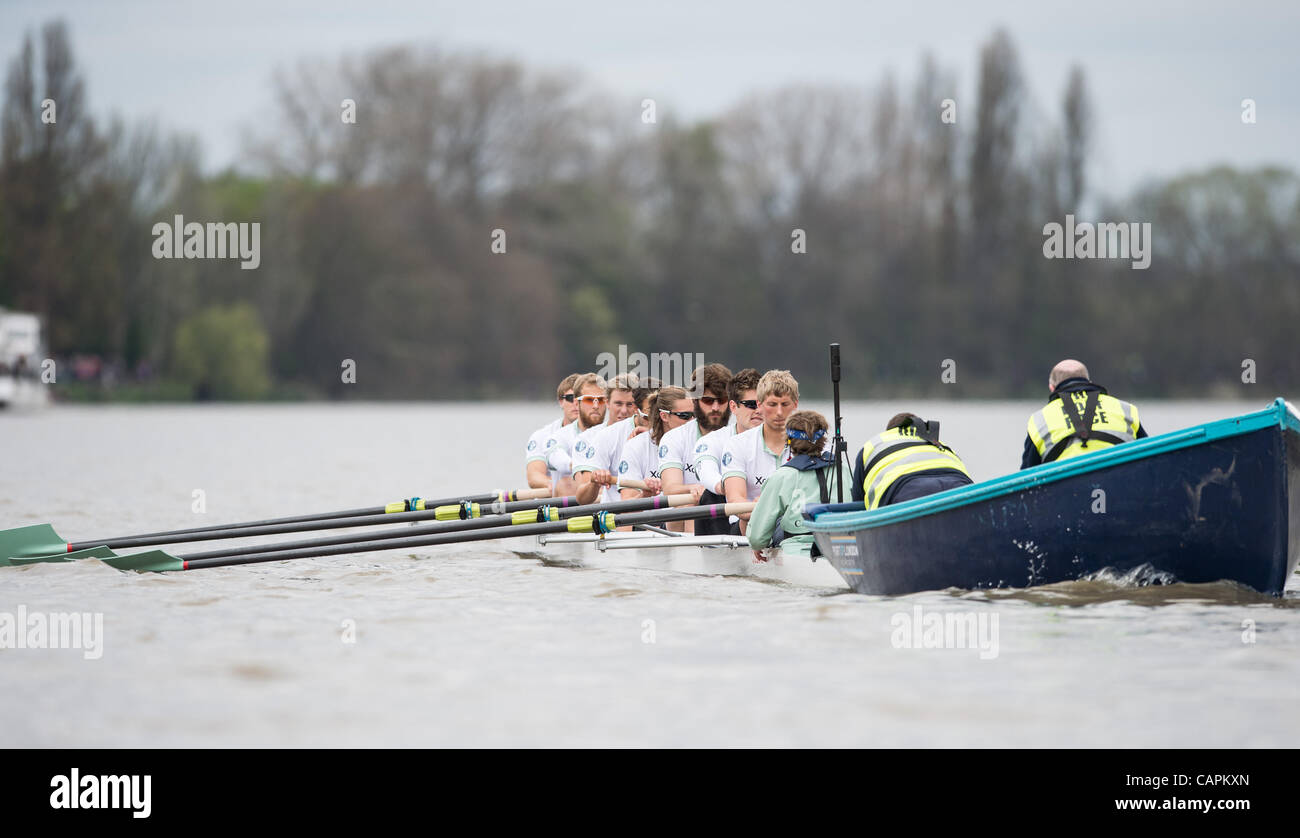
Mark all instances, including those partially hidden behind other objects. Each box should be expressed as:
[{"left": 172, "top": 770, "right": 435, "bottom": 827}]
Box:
[
  {"left": 1022, "top": 359, "right": 1147, "bottom": 469},
  {"left": 852, "top": 413, "right": 972, "bottom": 509}
]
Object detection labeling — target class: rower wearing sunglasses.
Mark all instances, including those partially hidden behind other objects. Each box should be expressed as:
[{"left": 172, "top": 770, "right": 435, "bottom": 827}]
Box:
[
  {"left": 722, "top": 370, "right": 802, "bottom": 533},
  {"left": 525, "top": 373, "right": 580, "bottom": 490},
  {"left": 571, "top": 373, "right": 646, "bottom": 505},
  {"left": 659, "top": 364, "right": 733, "bottom": 504},
  {"left": 542, "top": 372, "right": 608, "bottom": 497},
  {"left": 691, "top": 367, "right": 762, "bottom": 535},
  {"left": 618, "top": 386, "right": 693, "bottom": 502}
]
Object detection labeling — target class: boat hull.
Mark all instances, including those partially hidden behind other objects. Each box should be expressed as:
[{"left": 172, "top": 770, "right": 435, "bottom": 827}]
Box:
[
  {"left": 810, "top": 399, "right": 1300, "bottom": 596},
  {"left": 528, "top": 532, "right": 847, "bottom": 588}
]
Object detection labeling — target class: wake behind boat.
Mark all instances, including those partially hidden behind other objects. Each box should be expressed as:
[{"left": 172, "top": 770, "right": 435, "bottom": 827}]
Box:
[{"left": 807, "top": 398, "right": 1300, "bottom": 596}]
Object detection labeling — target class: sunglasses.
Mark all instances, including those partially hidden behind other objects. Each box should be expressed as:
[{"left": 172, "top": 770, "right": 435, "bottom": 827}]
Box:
[
  {"left": 560, "top": 394, "right": 576, "bottom": 402},
  {"left": 660, "top": 409, "right": 694, "bottom": 421},
  {"left": 736, "top": 399, "right": 758, "bottom": 410},
  {"left": 698, "top": 396, "right": 727, "bottom": 407},
  {"left": 578, "top": 395, "right": 607, "bottom": 406}
]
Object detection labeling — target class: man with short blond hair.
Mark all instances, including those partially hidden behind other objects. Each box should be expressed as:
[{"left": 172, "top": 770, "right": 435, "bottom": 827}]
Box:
[
  {"left": 723, "top": 370, "right": 801, "bottom": 530},
  {"left": 525, "top": 373, "right": 580, "bottom": 489},
  {"left": 572, "top": 373, "right": 640, "bottom": 505},
  {"left": 545, "top": 373, "right": 608, "bottom": 496},
  {"left": 573, "top": 377, "right": 661, "bottom": 505}
]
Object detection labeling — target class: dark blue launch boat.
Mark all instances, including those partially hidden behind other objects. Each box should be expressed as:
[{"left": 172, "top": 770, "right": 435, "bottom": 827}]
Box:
[{"left": 806, "top": 398, "right": 1300, "bottom": 596}]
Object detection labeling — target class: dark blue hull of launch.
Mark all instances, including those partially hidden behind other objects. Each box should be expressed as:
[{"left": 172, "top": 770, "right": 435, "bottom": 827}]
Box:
[{"left": 808, "top": 399, "right": 1300, "bottom": 596}]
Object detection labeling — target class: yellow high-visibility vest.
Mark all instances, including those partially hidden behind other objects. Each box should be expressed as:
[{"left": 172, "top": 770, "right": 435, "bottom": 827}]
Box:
[
  {"left": 859, "top": 427, "right": 971, "bottom": 509},
  {"left": 1027, "top": 389, "right": 1140, "bottom": 464}
]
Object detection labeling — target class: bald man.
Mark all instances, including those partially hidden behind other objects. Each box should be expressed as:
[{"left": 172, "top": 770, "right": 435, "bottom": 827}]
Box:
[{"left": 1021, "top": 360, "right": 1148, "bottom": 469}]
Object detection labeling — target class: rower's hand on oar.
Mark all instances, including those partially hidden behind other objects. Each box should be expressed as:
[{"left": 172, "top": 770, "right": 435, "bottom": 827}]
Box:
[
  {"left": 642, "top": 476, "right": 662, "bottom": 494},
  {"left": 688, "top": 485, "right": 705, "bottom": 503},
  {"left": 590, "top": 469, "right": 616, "bottom": 487},
  {"left": 753, "top": 550, "right": 768, "bottom": 563}
]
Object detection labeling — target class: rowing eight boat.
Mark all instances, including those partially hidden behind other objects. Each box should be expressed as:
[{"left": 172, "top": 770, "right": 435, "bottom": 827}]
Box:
[{"left": 521, "top": 530, "right": 848, "bottom": 588}]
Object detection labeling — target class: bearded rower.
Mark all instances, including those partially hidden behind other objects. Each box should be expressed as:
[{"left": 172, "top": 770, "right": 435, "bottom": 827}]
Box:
[
  {"left": 525, "top": 373, "right": 580, "bottom": 491},
  {"left": 722, "top": 370, "right": 801, "bottom": 533},
  {"left": 544, "top": 372, "right": 608, "bottom": 497},
  {"left": 571, "top": 374, "right": 646, "bottom": 505},
  {"left": 660, "top": 364, "right": 733, "bottom": 502},
  {"left": 692, "top": 367, "right": 761, "bottom": 535}
]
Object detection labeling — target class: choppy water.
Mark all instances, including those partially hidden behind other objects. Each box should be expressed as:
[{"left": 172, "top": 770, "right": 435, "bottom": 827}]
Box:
[{"left": 2, "top": 401, "right": 1298, "bottom": 747}]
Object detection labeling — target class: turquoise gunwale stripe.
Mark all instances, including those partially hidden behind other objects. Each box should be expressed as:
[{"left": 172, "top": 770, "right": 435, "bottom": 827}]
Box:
[{"left": 809, "top": 398, "right": 1298, "bottom": 534}]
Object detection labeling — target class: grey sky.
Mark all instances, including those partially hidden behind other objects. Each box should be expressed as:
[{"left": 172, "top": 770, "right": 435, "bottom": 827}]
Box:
[{"left": 2, "top": 0, "right": 1296, "bottom": 199}]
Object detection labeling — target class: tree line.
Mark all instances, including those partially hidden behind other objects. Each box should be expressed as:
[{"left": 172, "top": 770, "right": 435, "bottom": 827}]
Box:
[{"left": 1, "top": 21, "right": 1296, "bottom": 400}]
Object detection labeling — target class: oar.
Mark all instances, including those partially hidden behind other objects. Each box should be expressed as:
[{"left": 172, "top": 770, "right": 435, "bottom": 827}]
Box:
[
  {"left": 0, "top": 487, "right": 553, "bottom": 561},
  {"left": 26, "top": 502, "right": 755, "bottom": 573},
  {"left": 178, "top": 493, "right": 694, "bottom": 562}
]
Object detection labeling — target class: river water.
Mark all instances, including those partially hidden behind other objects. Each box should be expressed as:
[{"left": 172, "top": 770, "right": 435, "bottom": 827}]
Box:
[{"left": 3, "top": 400, "right": 1298, "bottom": 747}]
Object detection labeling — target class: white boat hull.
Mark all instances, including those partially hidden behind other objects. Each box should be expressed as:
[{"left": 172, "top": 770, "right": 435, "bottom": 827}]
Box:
[{"left": 526, "top": 531, "right": 847, "bottom": 589}]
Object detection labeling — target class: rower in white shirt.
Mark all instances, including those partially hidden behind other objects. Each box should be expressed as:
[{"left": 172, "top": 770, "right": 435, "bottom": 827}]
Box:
[
  {"left": 692, "top": 367, "right": 762, "bottom": 535},
  {"left": 619, "top": 386, "right": 692, "bottom": 500},
  {"left": 571, "top": 373, "right": 640, "bottom": 505},
  {"left": 575, "top": 379, "right": 662, "bottom": 505},
  {"left": 525, "top": 373, "right": 580, "bottom": 491},
  {"left": 544, "top": 372, "right": 608, "bottom": 497},
  {"left": 722, "top": 369, "right": 801, "bottom": 533},
  {"left": 660, "top": 364, "right": 734, "bottom": 504}
]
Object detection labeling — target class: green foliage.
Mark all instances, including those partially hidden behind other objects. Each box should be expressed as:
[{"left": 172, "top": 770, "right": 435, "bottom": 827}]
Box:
[
  {"left": 171, "top": 304, "right": 271, "bottom": 400},
  {"left": 3, "top": 22, "right": 1299, "bottom": 401}
]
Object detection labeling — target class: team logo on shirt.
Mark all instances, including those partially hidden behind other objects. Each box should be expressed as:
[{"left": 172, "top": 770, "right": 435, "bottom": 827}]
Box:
[
  {"left": 695, "top": 442, "right": 708, "bottom": 454},
  {"left": 619, "top": 461, "right": 629, "bottom": 474},
  {"left": 722, "top": 452, "right": 733, "bottom": 466},
  {"left": 584, "top": 446, "right": 596, "bottom": 460},
  {"left": 545, "top": 439, "right": 556, "bottom": 449},
  {"left": 659, "top": 444, "right": 669, "bottom": 458},
  {"left": 755, "top": 475, "right": 766, "bottom": 486},
  {"left": 528, "top": 440, "right": 537, "bottom": 451},
  {"left": 575, "top": 440, "right": 587, "bottom": 454}
]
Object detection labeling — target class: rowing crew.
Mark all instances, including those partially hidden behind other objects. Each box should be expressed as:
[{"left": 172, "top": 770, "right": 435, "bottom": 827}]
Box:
[{"left": 523, "top": 358, "right": 1144, "bottom": 562}]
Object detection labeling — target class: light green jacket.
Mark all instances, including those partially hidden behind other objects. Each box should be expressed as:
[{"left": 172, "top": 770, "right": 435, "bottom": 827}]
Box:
[{"left": 746, "top": 464, "right": 840, "bottom": 554}]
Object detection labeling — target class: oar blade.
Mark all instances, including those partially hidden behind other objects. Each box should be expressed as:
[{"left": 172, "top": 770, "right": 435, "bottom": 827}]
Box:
[
  {"left": 7, "top": 544, "right": 118, "bottom": 567},
  {"left": 101, "top": 549, "right": 186, "bottom": 573},
  {"left": 0, "top": 524, "right": 70, "bottom": 565}
]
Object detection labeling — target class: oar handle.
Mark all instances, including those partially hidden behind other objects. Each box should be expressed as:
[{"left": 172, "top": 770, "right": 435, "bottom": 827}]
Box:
[
  {"left": 508, "top": 488, "right": 554, "bottom": 501},
  {"left": 618, "top": 479, "right": 648, "bottom": 490}
]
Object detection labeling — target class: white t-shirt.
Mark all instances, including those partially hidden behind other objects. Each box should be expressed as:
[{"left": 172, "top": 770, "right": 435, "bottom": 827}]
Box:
[
  {"left": 658, "top": 420, "right": 704, "bottom": 487},
  {"left": 694, "top": 420, "right": 739, "bottom": 492},
  {"left": 525, "top": 417, "right": 564, "bottom": 465},
  {"left": 721, "top": 425, "right": 793, "bottom": 501},
  {"left": 571, "top": 417, "right": 633, "bottom": 503},
  {"left": 544, "top": 421, "right": 581, "bottom": 479},
  {"left": 618, "top": 431, "right": 662, "bottom": 484}
]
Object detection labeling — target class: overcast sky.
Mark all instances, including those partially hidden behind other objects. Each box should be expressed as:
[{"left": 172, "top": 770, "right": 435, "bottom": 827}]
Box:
[{"left": 2, "top": 0, "right": 1296, "bottom": 199}]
